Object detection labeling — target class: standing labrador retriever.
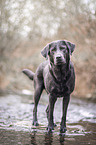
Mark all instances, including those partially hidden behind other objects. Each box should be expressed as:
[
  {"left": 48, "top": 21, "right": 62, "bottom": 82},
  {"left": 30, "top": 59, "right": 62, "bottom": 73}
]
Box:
[{"left": 22, "top": 40, "right": 75, "bottom": 133}]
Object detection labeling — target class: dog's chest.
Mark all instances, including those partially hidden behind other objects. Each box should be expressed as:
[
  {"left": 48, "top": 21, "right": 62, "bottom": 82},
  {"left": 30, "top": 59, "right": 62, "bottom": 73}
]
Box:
[
  {"left": 45, "top": 74, "right": 69, "bottom": 97},
  {"left": 52, "top": 81, "right": 68, "bottom": 97}
]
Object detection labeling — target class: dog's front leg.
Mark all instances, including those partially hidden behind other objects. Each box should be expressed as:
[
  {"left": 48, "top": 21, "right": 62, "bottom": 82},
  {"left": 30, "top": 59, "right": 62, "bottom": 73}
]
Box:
[
  {"left": 47, "top": 95, "right": 57, "bottom": 132},
  {"left": 46, "top": 105, "right": 57, "bottom": 127},
  {"left": 60, "top": 95, "right": 70, "bottom": 133}
]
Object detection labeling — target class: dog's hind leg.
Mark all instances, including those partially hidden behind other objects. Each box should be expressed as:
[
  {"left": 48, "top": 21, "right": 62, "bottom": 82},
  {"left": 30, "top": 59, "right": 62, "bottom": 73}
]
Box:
[{"left": 33, "top": 82, "right": 44, "bottom": 126}]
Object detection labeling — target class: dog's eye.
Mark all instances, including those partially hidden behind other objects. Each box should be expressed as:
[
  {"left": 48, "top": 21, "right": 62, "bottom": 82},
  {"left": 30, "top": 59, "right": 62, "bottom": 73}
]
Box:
[
  {"left": 60, "top": 47, "right": 64, "bottom": 51},
  {"left": 60, "top": 48, "right": 67, "bottom": 53},
  {"left": 51, "top": 47, "right": 56, "bottom": 52},
  {"left": 60, "top": 45, "right": 67, "bottom": 51}
]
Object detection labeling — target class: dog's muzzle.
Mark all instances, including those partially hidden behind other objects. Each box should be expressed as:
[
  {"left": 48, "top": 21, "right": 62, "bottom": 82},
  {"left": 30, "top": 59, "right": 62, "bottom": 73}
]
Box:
[{"left": 54, "top": 53, "right": 66, "bottom": 65}]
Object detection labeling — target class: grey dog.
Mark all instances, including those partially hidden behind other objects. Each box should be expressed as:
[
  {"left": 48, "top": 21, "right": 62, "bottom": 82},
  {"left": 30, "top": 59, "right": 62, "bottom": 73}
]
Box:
[{"left": 22, "top": 40, "right": 75, "bottom": 133}]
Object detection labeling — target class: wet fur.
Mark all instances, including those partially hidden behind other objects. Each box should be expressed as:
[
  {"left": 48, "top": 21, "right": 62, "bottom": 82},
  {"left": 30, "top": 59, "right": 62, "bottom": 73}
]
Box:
[{"left": 22, "top": 40, "right": 75, "bottom": 133}]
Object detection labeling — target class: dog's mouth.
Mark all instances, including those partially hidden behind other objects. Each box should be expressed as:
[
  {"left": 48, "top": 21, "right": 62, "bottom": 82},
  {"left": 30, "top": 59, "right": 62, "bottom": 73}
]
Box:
[{"left": 55, "top": 59, "right": 66, "bottom": 66}]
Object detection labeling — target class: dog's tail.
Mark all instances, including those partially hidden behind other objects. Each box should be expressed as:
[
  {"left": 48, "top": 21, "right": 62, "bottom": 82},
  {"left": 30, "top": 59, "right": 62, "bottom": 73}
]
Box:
[{"left": 22, "top": 69, "right": 35, "bottom": 80}]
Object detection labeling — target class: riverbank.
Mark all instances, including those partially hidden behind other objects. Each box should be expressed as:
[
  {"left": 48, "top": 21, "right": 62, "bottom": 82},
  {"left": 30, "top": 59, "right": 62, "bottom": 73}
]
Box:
[
  {"left": 0, "top": 122, "right": 96, "bottom": 145},
  {"left": 0, "top": 93, "right": 96, "bottom": 144}
]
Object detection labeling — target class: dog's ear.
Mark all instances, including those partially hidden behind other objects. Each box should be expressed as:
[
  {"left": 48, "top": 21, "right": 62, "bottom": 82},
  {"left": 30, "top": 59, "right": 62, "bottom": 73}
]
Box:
[
  {"left": 41, "top": 44, "right": 50, "bottom": 59},
  {"left": 64, "top": 40, "right": 75, "bottom": 55}
]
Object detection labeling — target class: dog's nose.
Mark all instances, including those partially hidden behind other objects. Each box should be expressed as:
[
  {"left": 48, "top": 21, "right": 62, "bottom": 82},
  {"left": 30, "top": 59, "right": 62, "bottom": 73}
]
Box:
[{"left": 56, "top": 54, "right": 62, "bottom": 59}]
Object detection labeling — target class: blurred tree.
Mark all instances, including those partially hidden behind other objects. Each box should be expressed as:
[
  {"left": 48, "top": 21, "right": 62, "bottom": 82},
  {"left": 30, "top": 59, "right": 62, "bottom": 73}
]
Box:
[
  {"left": 0, "top": 0, "right": 96, "bottom": 96},
  {"left": 0, "top": 0, "right": 96, "bottom": 54}
]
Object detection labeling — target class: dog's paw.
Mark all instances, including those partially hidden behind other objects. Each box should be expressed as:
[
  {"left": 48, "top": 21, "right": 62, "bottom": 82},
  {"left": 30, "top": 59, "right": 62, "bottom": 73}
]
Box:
[
  {"left": 32, "top": 121, "right": 39, "bottom": 126},
  {"left": 47, "top": 125, "right": 54, "bottom": 133},
  {"left": 54, "top": 123, "right": 57, "bottom": 127},
  {"left": 60, "top": 127, "right": 67, "bottom": 133}
]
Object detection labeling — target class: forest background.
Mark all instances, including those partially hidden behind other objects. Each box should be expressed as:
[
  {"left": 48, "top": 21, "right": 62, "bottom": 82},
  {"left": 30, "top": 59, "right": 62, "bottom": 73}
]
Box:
[{"left": 0, "top": 0, "right": 96, "bottom": 101}]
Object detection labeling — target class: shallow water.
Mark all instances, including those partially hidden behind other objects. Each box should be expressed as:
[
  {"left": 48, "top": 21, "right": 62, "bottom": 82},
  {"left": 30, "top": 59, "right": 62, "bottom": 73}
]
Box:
[{"left": 0, "top": 93, "right": 96, "bottom": 144}]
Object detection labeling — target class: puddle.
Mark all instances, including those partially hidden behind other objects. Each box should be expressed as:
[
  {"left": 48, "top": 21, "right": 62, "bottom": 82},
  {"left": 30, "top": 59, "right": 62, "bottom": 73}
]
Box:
[{"left": 0, "top": 93, "right": 96, "bottom": 144}]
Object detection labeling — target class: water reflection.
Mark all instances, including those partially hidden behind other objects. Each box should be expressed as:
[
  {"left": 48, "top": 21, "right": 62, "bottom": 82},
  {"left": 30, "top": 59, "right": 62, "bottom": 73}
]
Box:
[
  {"left": 44, "top": 133, "right": 53, "bottom": 145},
  {"left": 0, "top": 94, "right": 96, "bottom": 144},
  {"left": 59, "top": 134, "right": 65, "bottom": 145},
  {"left": 30, "top": 130, "right": 65, "bottom": 145},
  {"left": 31, "top": 132, "right": 37, "bottom": 145}
]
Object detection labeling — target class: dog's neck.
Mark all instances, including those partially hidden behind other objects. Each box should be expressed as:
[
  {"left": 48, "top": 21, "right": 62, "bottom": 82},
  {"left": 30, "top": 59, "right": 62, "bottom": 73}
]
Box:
[{"left": 49, "top": 62, "right": 70, "bottom": 82}]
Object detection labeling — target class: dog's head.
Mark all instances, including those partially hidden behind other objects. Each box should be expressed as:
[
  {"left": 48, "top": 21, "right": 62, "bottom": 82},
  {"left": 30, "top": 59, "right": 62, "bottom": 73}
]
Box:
[{"left": 41, "top": 40, "right": 75, "bottom": 67}]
